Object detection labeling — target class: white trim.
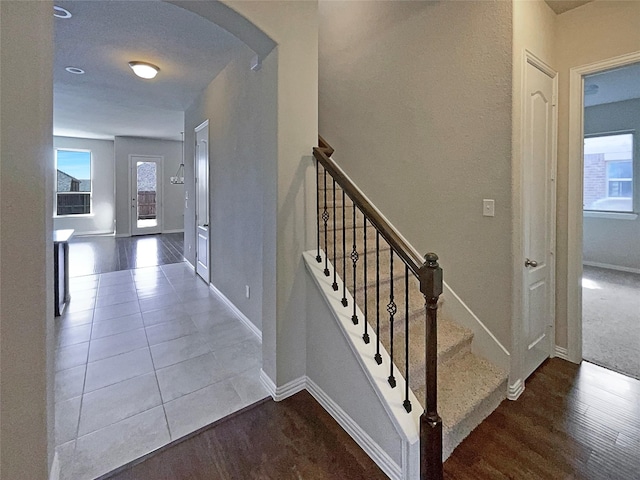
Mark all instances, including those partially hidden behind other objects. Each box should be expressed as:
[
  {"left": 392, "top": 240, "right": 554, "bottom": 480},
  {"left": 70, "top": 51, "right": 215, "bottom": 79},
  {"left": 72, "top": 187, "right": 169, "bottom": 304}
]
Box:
[
  {"left": 567, "top": 50, "right": 640, "bottom": 365},
  {"left": 115, "top": 233, "right": 130, "bottom": 238},
  {"left": 554, "top": 345, "right": 570, "bottom": 361},
  {"left": 162, "top": 228, "right": 185, "bottom": 234},
  {"left": 507, "top": 378, "right": 524, "bottom": 401},
  {"left": 306, "top": 378, "right": 402, "bottom": 480},
  {"left": 259, "top": 369, "right": 306, "bottom": 401},
  {"left": 440, "top": 282, "right": 510, "bottom": 372},
  {"left": 184, "top": 259, "right": 195, "bottom": 271},
  {"left": 49, "top": 451, "right": 60, "bottom": 480},
  {"left": 583, "top": 261, "right": 640, "bottom": 275},
  {"left": 259, "top": 369, "right": 277, "bottom": 398},
  {"left": 208, "top": 283, "right": 261, "bottom": 341},
  {"left": 583, "top": 211, "right": 637, "bottom": 220},
  {"left": 70, "top": 230, "right": 115, "bottom": 237}
]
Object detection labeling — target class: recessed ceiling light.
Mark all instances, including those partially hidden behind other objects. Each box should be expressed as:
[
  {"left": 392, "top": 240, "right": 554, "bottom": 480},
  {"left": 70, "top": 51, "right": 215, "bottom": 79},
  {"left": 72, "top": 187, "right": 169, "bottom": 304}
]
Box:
[
  {"left": 128, "top": 61, "right": 160, "bottom": 80},
  {"left": 53, "top": 6, "right": 72, "bottom": 18},
  {"left": 584, "top": 84, "right": 599, "bottom": 96},
  {"left": 65, "top": 67, "right": 85, "bottom": 75}
]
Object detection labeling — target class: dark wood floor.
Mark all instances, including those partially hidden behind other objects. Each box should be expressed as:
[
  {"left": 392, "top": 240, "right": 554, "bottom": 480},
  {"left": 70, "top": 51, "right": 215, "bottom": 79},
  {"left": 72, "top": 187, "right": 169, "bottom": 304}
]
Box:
[
  {"left": 104, "top": 359, "right": 639, "bottom": 480},
  {"left": 69, "top": 233, "right": 184, "bottom": 276},
  {"left": 444, "top": 358, "right": 640, "bottom": 479},
  {"left": 105, "top": 391, "right": 388, "bottom": 480}
]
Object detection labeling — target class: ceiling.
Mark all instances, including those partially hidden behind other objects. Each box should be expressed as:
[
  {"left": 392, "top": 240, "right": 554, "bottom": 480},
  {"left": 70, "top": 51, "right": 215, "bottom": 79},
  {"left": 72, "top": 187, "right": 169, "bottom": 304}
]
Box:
[
  {"left": 54, "top": 1, "right": 246, "bottom": 141},
  {"left": 544, "top": 0, "right": 594, "bottom": 15},
  {"left": 584, "top": 62, "right": 640, "bottom": 107}
]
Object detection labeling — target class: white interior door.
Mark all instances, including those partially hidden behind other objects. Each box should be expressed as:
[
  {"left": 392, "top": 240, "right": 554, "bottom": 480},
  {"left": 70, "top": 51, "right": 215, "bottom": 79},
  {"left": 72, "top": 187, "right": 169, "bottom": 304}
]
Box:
[
  {"left": 195, "top": 121, "right": 210, "bottom": 282},
  {"left": 522, "top": 57, "right": 557, "bottom": 380},
  {"left": 131, "top": 155, "right": 163, "bottom": 236}
]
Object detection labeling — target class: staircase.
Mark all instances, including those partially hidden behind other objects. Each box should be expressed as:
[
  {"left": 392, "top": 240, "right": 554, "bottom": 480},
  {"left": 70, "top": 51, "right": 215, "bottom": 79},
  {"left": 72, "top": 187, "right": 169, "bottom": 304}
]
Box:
[{"left": 314, "top": 139, "right": 507, "bottom": 474}]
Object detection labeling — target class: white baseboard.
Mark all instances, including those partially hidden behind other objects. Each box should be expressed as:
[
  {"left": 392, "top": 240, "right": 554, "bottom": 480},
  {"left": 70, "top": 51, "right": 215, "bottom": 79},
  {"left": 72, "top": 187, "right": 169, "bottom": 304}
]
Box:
[
  {"left": 583, "top": 261, "right": 640, "bottom": 275},
  {"left": 49, "top": 451, "right": 60, "bottom": 480},
  {"left": 440, "top": 282, "right": 510, "bottom": 372},
  {"left": 72, "top": 230, "right": 115, "bottom": 237},
  {"left": 259, "top": 369, "right": 277, "bottom": 398},
  {"left": 208, "top": 283, "right": 261, "bottom": 341},
  {"left": 507, "top": 378, "right": 524, "bottom": 400},
  {"left": 259, "top": 370, "right": 306, "bottom": 402},
  {"left": 306, "top": 378, "right": 402, "bottom": 480},
  {"left": 554, "top": 345, "right": 570, "bottom": 360},
  {"left": 163, "top": 228, "right": 184, "bottom": 234},
  {"left": 115, "top": 233, "right": 130, "bottom": 238},
  {"left": 184, "top": 259, "right": 195, "bottom": 271}
]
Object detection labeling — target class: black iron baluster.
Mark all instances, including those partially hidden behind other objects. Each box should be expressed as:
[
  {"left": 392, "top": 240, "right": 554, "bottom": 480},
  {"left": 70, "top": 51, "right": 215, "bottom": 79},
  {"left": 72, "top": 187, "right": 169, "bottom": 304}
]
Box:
[
  {"left": 374, "top": 232, "right": 382, "bottom": 364},
  {"left": 403, "top": 264, "right": 412, "bottom": 413},
  {"left": 332, "top": 179, "right": 338, "bottom": 291},
  {"left": 351, "top": 204, "right": 359, "bottom": 325},
  {"left": 316, "top": 161, "right": 321, "bottom": 263},
  {"left": 363, "top": 217, "right": 370, "bottom": 344},
  {"left": 341, "top": 190, "right": 348, "bottom": 307},
  {"left": 322, "top": 169, "right": 330, "bottom": 276},
  {"left": 388, "top": 250, "right": 397, "bottom": 388}
]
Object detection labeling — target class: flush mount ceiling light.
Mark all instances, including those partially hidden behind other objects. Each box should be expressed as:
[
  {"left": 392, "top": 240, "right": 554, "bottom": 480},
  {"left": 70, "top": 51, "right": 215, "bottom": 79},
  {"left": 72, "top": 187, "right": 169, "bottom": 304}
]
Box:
[
  {"left": 65, "top": 66, "right": 85, "bottom": 75},
  {"left": 584, "top": 84, "right": 599, "bottom": 96},
  {"left": 128, "top": 61, "right": 160, "bottom": 80},
  {"left": 54, "top": 6, "right": 72, "bottom": 18}
]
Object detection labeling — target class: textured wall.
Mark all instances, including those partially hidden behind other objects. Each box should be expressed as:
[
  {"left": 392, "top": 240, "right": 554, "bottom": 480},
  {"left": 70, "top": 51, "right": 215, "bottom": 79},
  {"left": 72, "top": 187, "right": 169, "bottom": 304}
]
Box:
[
  {"left": 319, "top": 0, "right": 514, "bottom": 348},
  {"left": 54, "top": 137, "right": 115, "bottom": 235},
  {"left": 184, "top": 44, "right": 276, "bottom": 332},
  {"left": 0, "top": 1, "right": 54, "bottom": 477},
  {"left": 583, "top": 99, "right": 640, "bottom": 271}
]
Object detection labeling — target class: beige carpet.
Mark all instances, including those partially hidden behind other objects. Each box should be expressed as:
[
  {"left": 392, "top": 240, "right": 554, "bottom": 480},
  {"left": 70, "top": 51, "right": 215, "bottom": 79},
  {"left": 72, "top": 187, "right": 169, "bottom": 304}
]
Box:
[{"left": 582, "top": 265, "right": 640, "bottom": 380}]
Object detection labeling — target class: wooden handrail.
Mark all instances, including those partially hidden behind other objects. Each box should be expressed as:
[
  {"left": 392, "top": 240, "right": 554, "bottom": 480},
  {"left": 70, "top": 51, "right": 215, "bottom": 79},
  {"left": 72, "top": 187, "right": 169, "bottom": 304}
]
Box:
[
  {"left": 318, "top": 135, "right": 334, "bottom": 157},
  {"left": 313, "top": 146, "right": 424, "bottom": 279}
]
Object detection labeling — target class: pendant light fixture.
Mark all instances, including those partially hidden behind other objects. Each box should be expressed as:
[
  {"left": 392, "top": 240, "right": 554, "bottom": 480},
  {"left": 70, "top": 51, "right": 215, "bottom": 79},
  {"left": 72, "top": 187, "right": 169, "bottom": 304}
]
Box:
[{"left": 170, "top": 132, "right": 185, "bottom": 185}]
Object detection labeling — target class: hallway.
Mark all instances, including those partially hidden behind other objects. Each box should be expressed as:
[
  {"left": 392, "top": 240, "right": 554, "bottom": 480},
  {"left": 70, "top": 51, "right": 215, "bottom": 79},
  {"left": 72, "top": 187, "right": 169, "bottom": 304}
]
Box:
[{"left": 55, "top": 238, "right": 268, "bottom": 479}]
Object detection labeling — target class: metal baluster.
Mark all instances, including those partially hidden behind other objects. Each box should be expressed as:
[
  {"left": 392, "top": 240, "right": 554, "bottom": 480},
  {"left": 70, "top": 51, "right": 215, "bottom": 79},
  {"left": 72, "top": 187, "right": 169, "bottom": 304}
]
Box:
[
  {"left": 351, "top": 204, "right": 359, "bottom": 325},
  {"left": 332, "top": 179, "right": 338, "bottom": 291},
  {"left": 403, "top": 264, "right": 412, "bottom": 413},
  {"left": 341, "top": 190, "right": 348, "bottom": 307},
  {"left": 374, "top": 232, "right": 382, "bottom": 364},
  {"left": 322, "top": 169, "right": 330, "bottom": 276},
  {"left": 315, "top": 161, "right": 321, "bottom": 263},
  {"left": 388, "top": 250, "right": 397, "bottom": 388},
  {"left": 363, "top": 217, "right": 370, "bottom": 344}
]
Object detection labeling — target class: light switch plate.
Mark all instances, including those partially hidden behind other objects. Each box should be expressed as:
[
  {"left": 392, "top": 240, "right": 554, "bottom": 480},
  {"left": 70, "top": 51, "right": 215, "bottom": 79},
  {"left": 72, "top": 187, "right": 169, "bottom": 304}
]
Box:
[{"left": 483, "top": 199, "right": 495, "bottom": 217}]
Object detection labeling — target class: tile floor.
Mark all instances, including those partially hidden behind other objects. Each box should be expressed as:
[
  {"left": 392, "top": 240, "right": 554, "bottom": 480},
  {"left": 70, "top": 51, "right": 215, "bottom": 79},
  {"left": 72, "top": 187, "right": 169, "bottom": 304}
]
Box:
[{"left": 54, "top": 262, "right": 269, "bottom": 480}]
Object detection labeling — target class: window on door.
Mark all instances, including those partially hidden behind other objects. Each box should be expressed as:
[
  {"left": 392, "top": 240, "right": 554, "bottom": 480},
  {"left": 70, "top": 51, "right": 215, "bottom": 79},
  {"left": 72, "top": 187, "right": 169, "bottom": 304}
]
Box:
[
  {"left": 583, "top": 133, "right": 633, "bottom": 213},
  {"left": 56, "top": 149, "right": 92, "bottom": 216}
]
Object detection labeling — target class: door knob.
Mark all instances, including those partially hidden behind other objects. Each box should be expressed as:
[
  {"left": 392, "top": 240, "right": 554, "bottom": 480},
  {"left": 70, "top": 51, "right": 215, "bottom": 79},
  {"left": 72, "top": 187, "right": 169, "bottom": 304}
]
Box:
[{"left": 524, "top": 258, "right": 538, "bottom": 268}]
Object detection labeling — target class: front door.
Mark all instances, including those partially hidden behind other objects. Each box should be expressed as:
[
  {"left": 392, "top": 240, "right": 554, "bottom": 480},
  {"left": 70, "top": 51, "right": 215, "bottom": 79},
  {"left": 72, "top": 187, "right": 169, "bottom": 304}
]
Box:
[
  {"left": 131, "top": 155, "right": 163, "bottom": 236},
  {"left": 195, "top": 120, "right": 210, "bottom": 282},
  {"left": 522, "top": 56, "right": 557, "bottom": 380}
]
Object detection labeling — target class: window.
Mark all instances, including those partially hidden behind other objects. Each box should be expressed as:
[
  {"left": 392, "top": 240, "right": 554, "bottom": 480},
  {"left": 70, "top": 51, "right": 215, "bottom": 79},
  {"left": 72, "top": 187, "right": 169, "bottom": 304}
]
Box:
[
  {"left": 583, "top": 133, "right": 633, "bottom": 213},
  {"left": 56, "top": 149, "right": 91, "bottom": 216}
]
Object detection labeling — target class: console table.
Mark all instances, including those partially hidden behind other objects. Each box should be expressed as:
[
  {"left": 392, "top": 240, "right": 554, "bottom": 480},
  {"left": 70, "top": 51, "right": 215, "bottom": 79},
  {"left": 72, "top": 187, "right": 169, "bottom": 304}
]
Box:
[{"left": 54, "top": 229, "right": 74, "bottom": 316}]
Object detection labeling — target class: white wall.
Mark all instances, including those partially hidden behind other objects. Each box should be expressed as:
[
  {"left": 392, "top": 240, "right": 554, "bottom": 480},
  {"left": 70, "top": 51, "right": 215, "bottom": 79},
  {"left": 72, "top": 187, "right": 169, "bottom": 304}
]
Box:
[
  {"left": 555, "top": 0, "right": 640, "bottom": 347},
  {"left": 184, "top": 44, "right": 276, "bottom": 332},
  {"left": 319, "top": 0, "right": 514, "bottom": 349},
  {"left": 583, "top": 98, "right": 640, "bottom": 271},
  {"left": 53, "top": 136, "right": 115, "bottom": 235},
  {"left": 114, "top": 136, "right": 184, "bottom": 236},
  {"left": 0, "top": 1, "right": 54, "bottom": 477}
]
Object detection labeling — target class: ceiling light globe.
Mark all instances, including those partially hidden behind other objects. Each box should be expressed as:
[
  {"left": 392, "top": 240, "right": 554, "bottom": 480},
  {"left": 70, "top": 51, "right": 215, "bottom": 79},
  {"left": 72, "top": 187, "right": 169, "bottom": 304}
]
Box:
[{"left": 129, "top": 62, "right": 159, "bottom": 80}]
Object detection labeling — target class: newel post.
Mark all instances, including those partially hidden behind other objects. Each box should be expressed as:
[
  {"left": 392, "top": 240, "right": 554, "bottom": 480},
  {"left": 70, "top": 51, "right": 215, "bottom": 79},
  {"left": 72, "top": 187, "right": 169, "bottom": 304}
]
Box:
[{"left": 419, "top": 253, "right": 443, "bottom": 480}]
